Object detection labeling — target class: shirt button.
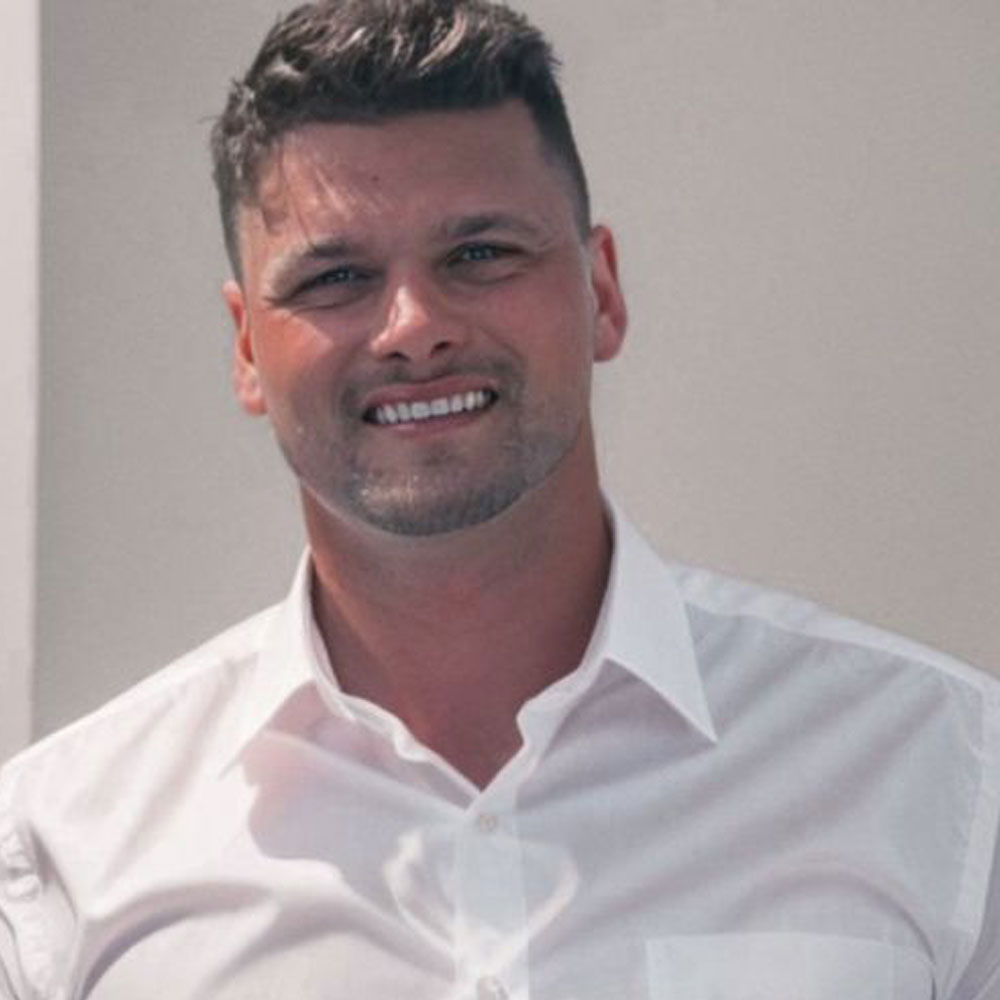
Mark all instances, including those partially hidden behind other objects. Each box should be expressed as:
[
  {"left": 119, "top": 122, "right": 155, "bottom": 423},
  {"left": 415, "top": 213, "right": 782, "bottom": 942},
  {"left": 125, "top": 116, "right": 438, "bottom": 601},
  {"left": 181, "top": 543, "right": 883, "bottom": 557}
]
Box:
[
  {"left": 475, "top": 812, "right": 499, "bottom": 834},
  {"left": 476, "top": 975, "right": 508, "bottom": 1000}
]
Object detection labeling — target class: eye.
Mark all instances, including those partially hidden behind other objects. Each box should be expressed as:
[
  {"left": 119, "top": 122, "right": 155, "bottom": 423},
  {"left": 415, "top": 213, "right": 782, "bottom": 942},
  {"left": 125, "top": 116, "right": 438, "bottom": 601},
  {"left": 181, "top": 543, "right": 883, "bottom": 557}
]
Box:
[
  {"left": 280, "top": 264, "right": 378, "bottom": 309},
  {"left": 446, "top": 243, "right": 527, "bottom": 284},
  {"left": 298, "top": 265, "right": 368, "bottom": 292},
  {"left": 456, "top": 243, "right": 504, "bottom": 262}
]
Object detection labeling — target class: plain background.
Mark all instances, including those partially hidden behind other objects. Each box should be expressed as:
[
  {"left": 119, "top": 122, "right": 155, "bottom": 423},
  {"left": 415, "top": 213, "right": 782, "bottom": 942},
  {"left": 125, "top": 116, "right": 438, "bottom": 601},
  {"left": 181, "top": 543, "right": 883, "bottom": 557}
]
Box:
[{"left": 24, "top": 0, "right": 1000, "bottom": 742}]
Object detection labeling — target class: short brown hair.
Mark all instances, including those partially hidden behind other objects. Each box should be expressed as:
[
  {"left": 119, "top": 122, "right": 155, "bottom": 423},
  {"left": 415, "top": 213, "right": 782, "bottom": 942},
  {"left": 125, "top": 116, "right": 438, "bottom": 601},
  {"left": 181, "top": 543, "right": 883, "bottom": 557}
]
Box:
[{"left": 210, "top": 0, "right": 590, "bottom": 276}]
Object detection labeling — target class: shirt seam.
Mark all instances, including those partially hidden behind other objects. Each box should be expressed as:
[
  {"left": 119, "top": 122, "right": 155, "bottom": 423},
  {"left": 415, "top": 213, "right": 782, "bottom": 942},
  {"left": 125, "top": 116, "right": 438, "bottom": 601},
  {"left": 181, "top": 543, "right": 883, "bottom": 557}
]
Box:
[
  {"left": 950, "top": 686, "right": 1000, "bottom": 939},
  {"left": 679, "top": 588, "right": 997, "bottom": 698}
]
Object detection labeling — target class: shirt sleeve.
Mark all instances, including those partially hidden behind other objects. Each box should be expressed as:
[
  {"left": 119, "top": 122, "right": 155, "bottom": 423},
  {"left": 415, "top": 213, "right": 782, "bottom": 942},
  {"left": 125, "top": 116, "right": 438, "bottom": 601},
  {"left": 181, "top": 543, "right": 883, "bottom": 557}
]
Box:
[
  {"left": 0, "top": 794, "right": 55, "bottom": 1000},
  {"left": 951, "top": 824, "right": 1000, "bottom": 1000}
]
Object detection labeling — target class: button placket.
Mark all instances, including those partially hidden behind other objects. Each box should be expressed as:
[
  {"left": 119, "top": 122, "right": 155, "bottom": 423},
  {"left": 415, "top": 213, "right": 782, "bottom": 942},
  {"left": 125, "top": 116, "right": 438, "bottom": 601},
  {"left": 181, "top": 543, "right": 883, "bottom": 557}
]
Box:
[{"left": 454, "top": 783, "right": 528, "bottom": 1000}]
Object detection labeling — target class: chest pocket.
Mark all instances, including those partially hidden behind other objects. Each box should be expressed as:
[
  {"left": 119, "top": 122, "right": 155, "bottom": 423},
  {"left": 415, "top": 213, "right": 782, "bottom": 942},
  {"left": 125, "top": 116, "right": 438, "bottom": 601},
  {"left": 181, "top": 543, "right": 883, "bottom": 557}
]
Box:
[{"left": 645, "top": 932, "right": 933, "bottom": 999}]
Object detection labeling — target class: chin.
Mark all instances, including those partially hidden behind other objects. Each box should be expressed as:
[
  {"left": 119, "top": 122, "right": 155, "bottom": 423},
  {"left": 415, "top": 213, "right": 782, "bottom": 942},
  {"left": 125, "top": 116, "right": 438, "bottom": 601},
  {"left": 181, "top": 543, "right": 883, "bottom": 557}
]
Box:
[{"left": 347, "top": 478, "right": 531, "bottom": 537}]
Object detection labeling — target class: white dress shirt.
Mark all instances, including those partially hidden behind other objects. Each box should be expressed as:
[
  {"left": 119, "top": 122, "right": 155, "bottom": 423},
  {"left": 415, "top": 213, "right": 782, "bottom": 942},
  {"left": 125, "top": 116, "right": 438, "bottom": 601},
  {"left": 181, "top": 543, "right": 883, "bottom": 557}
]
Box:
[{"left": 1, "top": 506, "right": 998, "bottom": 1000}]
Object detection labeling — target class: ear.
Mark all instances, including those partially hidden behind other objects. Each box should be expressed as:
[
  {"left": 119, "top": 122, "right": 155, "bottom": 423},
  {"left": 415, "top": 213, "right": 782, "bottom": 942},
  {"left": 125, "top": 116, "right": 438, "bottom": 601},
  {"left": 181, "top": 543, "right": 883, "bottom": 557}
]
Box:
[
  {"left": 587, "top": 225, "right": 628, "bottom": 362},
  {"left": 223, "top": 279, "right": 267, "bottom": 416}
]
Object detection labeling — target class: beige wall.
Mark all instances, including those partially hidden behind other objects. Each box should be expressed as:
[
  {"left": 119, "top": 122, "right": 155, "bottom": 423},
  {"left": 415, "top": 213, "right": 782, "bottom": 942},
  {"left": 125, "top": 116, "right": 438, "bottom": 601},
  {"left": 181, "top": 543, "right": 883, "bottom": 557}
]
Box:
[
  {"left": 35, "top": 1, "right": 999, "bottom": 737},
  {"left": 1, "top": 0, "right": 38, "bottom": 759},
  {"left": 535, "top": 1, "right": 1000, "bottom": 670}
]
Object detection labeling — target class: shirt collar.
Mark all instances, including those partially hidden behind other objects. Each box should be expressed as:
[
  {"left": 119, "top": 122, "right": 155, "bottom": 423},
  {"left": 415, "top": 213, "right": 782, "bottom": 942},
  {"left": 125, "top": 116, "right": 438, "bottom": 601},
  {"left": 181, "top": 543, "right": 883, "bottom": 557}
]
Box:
[
  {"left": 596, "top": 500, "right": 718, "bottom": 743},
  {"left": 227, "top": 550, "right": 319, "bottom": 762},
  {"left": 230, "top": 499, "right": 717, "bottom": 760}
]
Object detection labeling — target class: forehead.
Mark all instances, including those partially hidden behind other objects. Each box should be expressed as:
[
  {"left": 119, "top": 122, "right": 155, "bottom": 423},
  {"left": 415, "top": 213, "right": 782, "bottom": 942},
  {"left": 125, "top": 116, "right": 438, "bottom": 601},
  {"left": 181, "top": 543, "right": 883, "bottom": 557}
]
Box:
[{"left": 241, "top": 102, "right": 576, "bottom": 247}]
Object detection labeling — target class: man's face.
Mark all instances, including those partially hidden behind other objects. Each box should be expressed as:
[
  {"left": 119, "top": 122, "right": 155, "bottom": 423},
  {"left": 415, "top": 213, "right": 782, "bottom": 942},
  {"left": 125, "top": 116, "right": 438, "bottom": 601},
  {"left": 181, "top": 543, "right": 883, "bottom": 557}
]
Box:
[{"left": 225, "top": 102, "right": 626, "bottom": 536}]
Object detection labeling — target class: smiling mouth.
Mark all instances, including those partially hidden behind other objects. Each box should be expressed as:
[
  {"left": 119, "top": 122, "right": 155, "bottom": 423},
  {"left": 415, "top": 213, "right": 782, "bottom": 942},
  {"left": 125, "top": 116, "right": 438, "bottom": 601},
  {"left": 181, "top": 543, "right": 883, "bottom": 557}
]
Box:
[{"left": 365, "top": 389, "right": 498, "bottom": 426}]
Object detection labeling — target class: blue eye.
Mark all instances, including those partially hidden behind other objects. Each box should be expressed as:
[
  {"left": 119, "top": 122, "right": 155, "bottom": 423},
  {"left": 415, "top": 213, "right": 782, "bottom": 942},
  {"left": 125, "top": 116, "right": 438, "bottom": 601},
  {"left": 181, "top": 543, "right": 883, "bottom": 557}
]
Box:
[
  {"left": 303, "top": 266, "right": 363, "bottom": 289},
  {"left": 444, "top": 242, "right": 527, "bottom": 285},
  {"left": 278, "top": 264, "right": 378, "bottom": 309},
  {"left": 453, "top": 243, "right": 512, "bottom": 264},
  {"left": 463, "top": 245, "right": 499, "bottom": 261}
]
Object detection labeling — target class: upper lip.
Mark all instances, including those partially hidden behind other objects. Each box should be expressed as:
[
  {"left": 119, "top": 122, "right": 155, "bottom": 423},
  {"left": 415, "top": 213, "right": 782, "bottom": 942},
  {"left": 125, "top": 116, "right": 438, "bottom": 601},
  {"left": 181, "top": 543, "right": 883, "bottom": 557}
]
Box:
[{"left": 359, "top": 375, "right": 500, "bottom": 414}]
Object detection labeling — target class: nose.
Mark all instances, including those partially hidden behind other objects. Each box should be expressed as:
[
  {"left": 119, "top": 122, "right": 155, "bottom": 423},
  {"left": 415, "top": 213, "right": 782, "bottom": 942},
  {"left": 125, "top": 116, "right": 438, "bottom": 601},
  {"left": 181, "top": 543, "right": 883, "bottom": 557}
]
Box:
[{"left": 370, "top": 274, "right": 467, "bottom": 364}]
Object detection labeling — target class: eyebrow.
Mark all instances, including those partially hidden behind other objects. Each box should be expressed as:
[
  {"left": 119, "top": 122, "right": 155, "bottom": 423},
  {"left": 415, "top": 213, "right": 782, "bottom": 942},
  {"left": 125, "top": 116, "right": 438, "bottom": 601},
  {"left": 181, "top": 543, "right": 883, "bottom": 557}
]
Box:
[{"left": 437, "top": 211, "right": 550, "bottom": 242}]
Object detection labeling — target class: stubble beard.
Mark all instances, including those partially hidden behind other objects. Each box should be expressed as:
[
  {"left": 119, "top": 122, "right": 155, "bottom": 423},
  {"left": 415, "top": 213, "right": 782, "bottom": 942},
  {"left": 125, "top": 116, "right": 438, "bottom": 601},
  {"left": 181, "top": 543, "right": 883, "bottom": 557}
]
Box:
[
  {"left": 342, "top": 420, "right": 578, "bottom": 536},
  {"left": 283, "top": 396, "right": 582, "bottom": 538},
  {"left": 275, "top": 354, "right": 587, "bottom": 537}
]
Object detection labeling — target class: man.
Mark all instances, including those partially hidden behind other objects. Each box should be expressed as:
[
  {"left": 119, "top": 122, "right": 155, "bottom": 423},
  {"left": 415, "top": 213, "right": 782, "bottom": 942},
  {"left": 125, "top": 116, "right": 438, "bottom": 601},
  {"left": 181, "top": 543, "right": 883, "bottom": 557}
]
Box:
[{"left": 1, "top": 1, "right": 997, "bottom": 997}]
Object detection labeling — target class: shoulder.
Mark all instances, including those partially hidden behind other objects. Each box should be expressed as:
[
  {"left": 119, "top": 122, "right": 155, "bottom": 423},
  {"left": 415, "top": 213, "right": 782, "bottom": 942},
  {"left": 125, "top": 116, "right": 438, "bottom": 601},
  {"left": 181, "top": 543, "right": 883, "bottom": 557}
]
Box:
[
  {"left": 671, "top": 559, "right": 999, "bottom": 700},
  {"left": 0, "top": 604, "right": 279, "bottom": 805},
  {"left": 670, "top": 561, "right": 1000, "bottom": 976},
  {"left": 0, "top": 605, "right": 284, "bottom": 998}
]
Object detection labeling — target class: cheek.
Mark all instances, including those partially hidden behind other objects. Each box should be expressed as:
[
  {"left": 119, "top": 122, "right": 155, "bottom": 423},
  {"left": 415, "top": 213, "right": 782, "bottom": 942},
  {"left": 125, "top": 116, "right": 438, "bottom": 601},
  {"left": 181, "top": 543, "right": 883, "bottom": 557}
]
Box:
[
  {"left": 256, "top": 349, "right": 334, "bottom": 435},
  {"left": 498, "top": 273, "right": 596, "bottom": 361},
  {"left": 532, "top": 306, "right": 600, "bottom": 378},
  {"left": 254, "top": 314, "right": 338, "bottom": 389}
]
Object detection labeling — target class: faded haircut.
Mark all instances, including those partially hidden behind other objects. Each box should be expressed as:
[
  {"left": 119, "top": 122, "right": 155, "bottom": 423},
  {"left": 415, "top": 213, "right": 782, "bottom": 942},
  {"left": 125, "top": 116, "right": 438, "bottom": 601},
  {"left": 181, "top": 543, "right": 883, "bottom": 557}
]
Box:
[{"left": 210, "top": 0, "right": 591, "bottom": 278}]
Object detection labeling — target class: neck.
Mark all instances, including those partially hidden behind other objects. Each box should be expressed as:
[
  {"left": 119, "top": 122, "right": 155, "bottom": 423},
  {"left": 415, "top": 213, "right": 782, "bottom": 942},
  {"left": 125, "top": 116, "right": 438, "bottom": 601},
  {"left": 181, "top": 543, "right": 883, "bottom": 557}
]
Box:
[{"left": 304, "top": 443, "right": 611, "bottom": 787}]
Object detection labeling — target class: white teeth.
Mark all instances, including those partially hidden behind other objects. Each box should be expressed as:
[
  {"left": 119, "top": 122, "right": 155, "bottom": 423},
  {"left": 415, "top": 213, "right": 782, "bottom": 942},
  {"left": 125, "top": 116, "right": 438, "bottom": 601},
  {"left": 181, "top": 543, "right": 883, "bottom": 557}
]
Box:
[{"left": 372, "top": 389, "right": 492, "bottom": 425}]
